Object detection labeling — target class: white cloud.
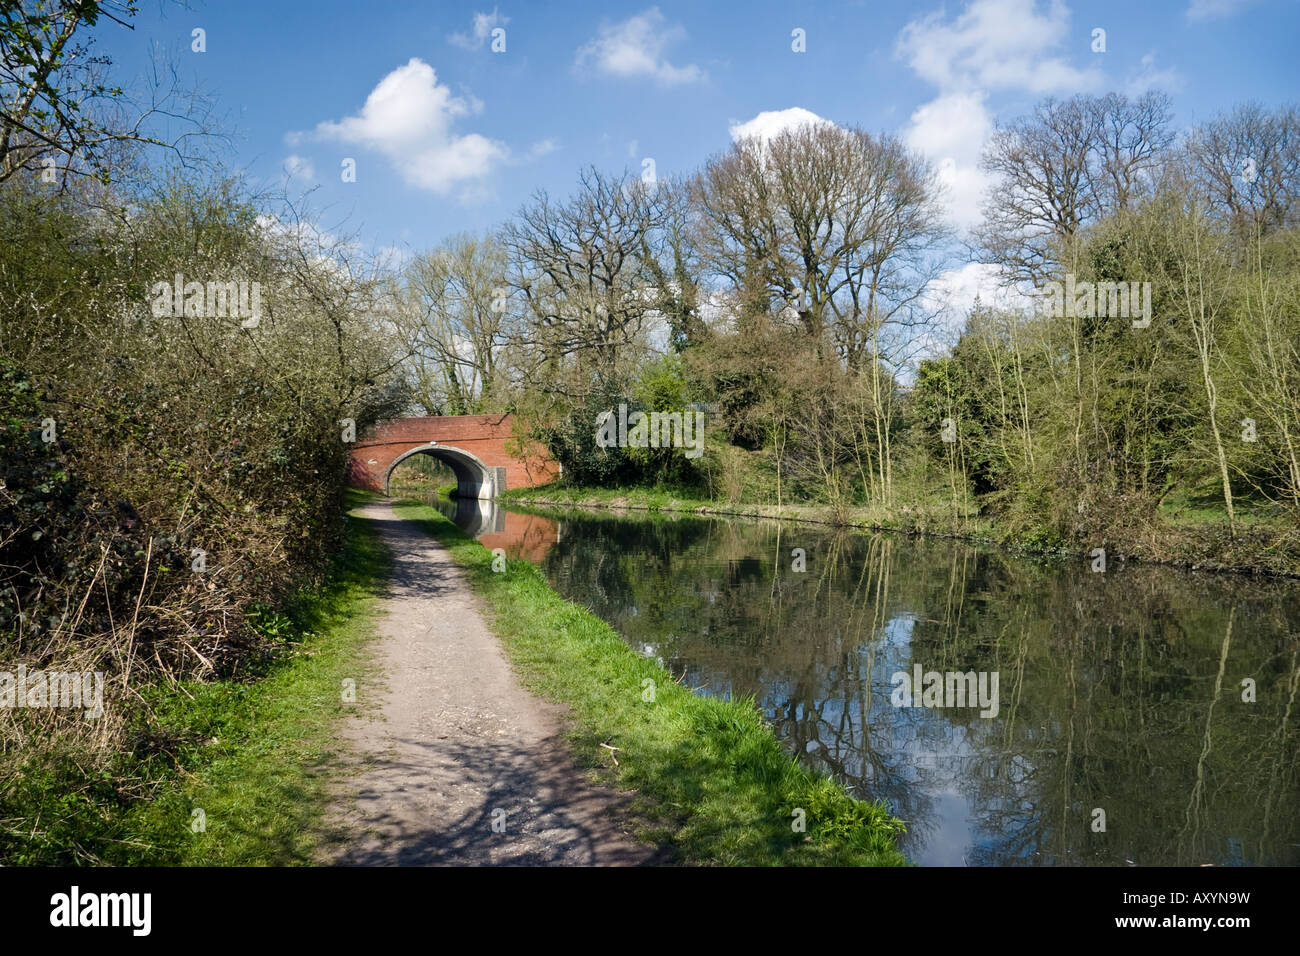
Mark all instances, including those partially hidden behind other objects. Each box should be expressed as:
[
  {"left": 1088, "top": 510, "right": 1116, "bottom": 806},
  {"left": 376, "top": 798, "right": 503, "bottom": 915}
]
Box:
[
  {"left": 527, "top": 138, "right": 558, "bottom": 158},
  {"left": 907, "top": 261, "right": 1039, "bottom": 368},
  {"left": 894, "top": 1, "right": 1104, "bottom": 236},
  {"left": 310, "top": 58, "right": 508, "bottom": 198},
  {"left": 903, "top": 92, "right": 994, "bottom": 231},
  {"left": 920, "top": 262, "right": 1038, "bottom": 342},
  {"left": 282, "top": 154, "right": 315, "bottom": 181},
  {"left": 728, "top": 107, "right": 831, "bottom": 144},
  {"left": 449, "top": 8, "right": 509, "bottom": 50},
  {"left": 574, "top": 7, "right": 704, "bottom": 86},
  {"left": 896, "top": 0, "right": 1103, "bottom": 96},
  {"left": 1186, "top": 0, "right": 1257, "bottom": 20},
  {"left": 1125, "top": 52, "right": 1186, "bottom": 95}
]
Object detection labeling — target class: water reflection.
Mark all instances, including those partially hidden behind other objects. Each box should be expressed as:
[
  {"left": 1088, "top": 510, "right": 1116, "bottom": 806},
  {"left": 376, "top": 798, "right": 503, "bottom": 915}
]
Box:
[
  {"left": 413, "top": 491, "right": 559, "bottom": 564},
  {"left": 418, "top": 492, "right": 1300, "bottom": 867}
]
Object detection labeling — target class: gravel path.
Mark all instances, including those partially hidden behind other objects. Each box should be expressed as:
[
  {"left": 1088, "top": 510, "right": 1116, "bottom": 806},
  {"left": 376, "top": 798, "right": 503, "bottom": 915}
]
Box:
[{"left": 319, "top": 498, "right": 658, "bottom": 866}]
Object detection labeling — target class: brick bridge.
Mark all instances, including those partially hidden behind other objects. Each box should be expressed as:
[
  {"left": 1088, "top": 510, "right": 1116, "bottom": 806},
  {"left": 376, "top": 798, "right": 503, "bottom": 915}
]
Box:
[{"left": 347, "top": 414, "right": 559, "bottom": 499}]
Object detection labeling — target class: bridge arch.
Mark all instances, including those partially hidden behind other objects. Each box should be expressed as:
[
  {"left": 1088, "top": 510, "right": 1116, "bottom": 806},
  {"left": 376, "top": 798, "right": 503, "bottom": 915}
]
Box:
[
  {"left": 385, "top": 444, "right": 502, "bottom": 500},
  {"left": 347, "top": 414, "right": 559, "bottom": 499}
]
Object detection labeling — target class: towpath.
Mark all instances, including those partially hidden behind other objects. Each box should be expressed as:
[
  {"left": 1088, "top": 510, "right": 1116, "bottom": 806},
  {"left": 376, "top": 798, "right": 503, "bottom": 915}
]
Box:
[{"left": 320, "top": 498, "right": 656, "bottom": 866}]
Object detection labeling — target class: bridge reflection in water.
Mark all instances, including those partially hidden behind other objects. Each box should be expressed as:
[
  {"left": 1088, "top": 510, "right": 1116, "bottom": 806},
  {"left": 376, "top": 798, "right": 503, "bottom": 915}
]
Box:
[{"left": 426, "top": 494, "right": 559, "bottom": 564}]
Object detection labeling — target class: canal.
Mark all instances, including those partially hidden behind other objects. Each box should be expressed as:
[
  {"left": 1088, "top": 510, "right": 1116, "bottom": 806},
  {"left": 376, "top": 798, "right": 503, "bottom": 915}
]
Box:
[{"left": 420, "top": 491, "right": 1299, "bottom": 867}]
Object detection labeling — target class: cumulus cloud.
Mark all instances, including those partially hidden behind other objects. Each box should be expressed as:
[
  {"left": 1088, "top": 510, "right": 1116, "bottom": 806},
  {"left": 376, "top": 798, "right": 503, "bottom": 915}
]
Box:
[
  {"left": 574, "top": 7, "right": 704, "bottom": 86},
  {"left": 895, "top": 1, "right": 1103, "bottom": 236},
  {"left": 310, "top": 58, "right": 507, "bottom": 198},
  {"left": 896, "top": 0, "right": 1103, "bottom": 96},
  {"left": 728, "top": 107, "right": 832, "bottom": 144},
  {"left": 448, "top": 8, "right": 509, "bottom": 50},
  {"left": 903, "top": 92, "right": 994, "bottom": 231},
  {"left": 926, "top": 262, "right": 1037, "bottom": 316}
]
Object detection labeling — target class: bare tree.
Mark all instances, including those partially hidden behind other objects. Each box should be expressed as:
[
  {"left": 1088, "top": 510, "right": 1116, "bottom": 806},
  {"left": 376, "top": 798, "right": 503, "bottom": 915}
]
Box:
[
  {"left": 695, "top": 122, "right": 946, "bottom": 367},
  {"left": 693, "top": 133, "right": 801, "bottom": 334},
  {"left": 979, "top": 92, "right": 1174, "bottom": 283},
  {"left": 401, "top": 233, "right": 511, "bottom": 415},
  {"left": 1184, "top": 102, "right": 1300, "bottom": 236},
  {"left": 641, "top": 177, "right": 706, "bottom": 351},
  {"left": 503, "top": 166, "right": 667, "bottom": 402},
  {"left": 1091, "top": 91, "right": 1175, "bottom": 212},
  {"left": 1, "top": 1, "right": 219, "bottom": 186},
  {"left": 980, "top": 96, "right": 1098, "bottom": 284},
  {"left": 694, "top": 122, "right": 945, "bottom": 502}
]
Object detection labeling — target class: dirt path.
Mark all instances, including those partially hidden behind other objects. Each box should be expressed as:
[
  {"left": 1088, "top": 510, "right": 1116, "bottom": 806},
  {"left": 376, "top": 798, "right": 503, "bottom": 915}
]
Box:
[{"left": 319, "top": 498, "right": 658, "bottom": 866}]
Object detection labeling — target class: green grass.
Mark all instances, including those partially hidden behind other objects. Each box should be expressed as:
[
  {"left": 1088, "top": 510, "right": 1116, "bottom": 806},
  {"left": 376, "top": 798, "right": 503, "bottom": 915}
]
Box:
[
  {"left": 1, "top": 489, "right": 390, "bottom": 865},
  {"left": 130, "top": 489, "right": 390, "bottom": 864},
  {"left": 391, "top": 497, "right": 909, "bottom": 866},
  {"left": 1157, "top": 488, "right": 1289, "bottom": 528}
]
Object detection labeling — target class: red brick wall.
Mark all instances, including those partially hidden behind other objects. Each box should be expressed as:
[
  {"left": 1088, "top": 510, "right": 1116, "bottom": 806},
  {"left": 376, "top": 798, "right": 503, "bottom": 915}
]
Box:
[{"left": 347, "top": 414, "right": 559, "bottom": 494}]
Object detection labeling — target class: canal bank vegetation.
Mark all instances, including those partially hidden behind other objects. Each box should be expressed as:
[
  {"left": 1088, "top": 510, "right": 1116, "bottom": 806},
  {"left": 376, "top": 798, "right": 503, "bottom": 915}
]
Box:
[
  {"left": 392, "top": 498, "right": 909, "bottom": 866},
  {"left": 0, "top": 5, "right": 411, "bottom": 861},
  {"left": 501, "top": 482, "right": 996, "bottom": 540},
  {"left": 399, "top": 95, "right": 1299, "bottom": 577},
  {"left": 0, "top": 170, "right": 405, "bottom": 857},
  {"left": 2, "top": 492, "right": 389, "bottom": 864}
]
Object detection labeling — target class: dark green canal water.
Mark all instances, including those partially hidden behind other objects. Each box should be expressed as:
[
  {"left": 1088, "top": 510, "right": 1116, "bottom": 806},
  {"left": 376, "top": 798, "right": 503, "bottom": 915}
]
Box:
[{"left": 426, "top": 494, "right": 1300, "bottom": 867}]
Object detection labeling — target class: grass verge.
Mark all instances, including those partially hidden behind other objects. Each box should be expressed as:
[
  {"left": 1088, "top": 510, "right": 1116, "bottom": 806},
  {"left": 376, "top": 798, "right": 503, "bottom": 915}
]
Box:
[
  {"left": 502, "top": 483, "right": 1300, "bottom": 577},
  {"left": 391, "top": 497, "right": 909, "bottom": 866},
  {"left": 500, "top": 482, "right": 987, "bottom": 536},
  {"left": 1, "top": 488, "right": 389, "bottom": 865}
]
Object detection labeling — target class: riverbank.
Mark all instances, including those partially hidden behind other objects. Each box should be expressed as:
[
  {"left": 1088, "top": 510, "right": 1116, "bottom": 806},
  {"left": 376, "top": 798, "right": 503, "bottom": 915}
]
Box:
[
  {"left": 500, "top": 484, "right": 1300, "bottom": 578},
  {"left": 2, "top": 490, "right": 389, "bottom": 865},
  {"left": 391, "top": 497, "right": 909, "bottom": 866}
]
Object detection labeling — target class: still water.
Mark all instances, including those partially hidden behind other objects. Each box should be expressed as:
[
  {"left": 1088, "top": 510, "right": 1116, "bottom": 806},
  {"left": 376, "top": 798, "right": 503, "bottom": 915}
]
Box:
[{"left": 424, "top": 493, "right": 1299, "bottom": 866}]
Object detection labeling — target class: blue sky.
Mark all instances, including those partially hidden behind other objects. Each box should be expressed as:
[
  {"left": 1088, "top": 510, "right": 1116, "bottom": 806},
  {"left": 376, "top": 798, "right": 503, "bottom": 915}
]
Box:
[{"left": 98, "top": 0, "right": 1298, "bottom": 278}]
